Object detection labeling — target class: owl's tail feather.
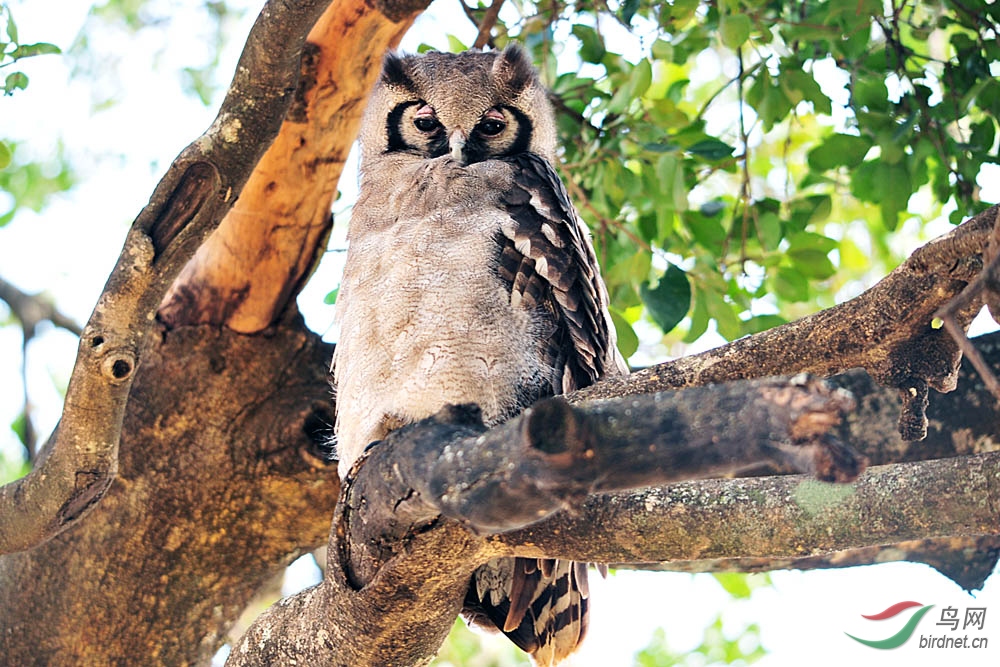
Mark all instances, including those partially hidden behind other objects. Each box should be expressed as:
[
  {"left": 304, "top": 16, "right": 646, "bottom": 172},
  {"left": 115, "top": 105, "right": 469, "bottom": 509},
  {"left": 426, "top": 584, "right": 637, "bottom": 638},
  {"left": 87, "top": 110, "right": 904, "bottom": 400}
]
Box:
[{"left": 463, "top": 557, "right": 589, "bottom": 666}]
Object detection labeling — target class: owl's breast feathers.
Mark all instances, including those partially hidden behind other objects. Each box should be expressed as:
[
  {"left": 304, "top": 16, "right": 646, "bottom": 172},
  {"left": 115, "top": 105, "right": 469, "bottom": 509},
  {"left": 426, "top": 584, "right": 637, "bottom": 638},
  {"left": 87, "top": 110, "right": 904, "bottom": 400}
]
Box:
[{"left": 336, "top": 154, "right": 624, "bottom": 466}]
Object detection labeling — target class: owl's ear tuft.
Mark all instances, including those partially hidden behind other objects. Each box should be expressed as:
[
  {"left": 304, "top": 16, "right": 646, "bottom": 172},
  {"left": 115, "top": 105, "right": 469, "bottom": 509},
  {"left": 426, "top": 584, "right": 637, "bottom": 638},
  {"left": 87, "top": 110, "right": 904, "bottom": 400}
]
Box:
[
  {"left": 381, "top": 52, "right": 414, "bottom": 89},
  {"left": 493, "top": 43, "right": 535, "bottom": 95}
]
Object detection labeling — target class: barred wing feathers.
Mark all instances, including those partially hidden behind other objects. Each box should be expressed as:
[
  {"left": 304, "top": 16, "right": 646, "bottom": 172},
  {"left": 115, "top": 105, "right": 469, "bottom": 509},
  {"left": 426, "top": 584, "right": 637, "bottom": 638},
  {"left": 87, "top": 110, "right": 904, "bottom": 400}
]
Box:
[{"left": 464, "top": 153, "right": 626, "bottom": 666}]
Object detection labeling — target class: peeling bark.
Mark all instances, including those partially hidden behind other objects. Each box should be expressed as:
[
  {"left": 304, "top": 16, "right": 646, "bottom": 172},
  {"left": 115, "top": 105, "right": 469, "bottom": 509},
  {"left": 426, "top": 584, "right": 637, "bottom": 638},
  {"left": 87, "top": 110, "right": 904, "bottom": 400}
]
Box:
[{"left": 159, "top": 0, "right": 430, "bottom": 333}]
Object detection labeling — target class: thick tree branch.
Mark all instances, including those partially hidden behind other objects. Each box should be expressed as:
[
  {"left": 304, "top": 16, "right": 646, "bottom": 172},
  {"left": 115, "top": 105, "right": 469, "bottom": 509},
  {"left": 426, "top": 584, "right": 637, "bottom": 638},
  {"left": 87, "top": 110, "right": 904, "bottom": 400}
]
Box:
[
  {"left": 0, "top": 321, "right": 340, "bottom": 665},
  {"left": 577, "top": 205, "right": 998, "bottom": 441},
  {"left": 234, "top": 375, "right": 996, "bottom": 667},
  {"left": 231, "top": 375, "right": 862, "bottom": 666},
  {"left": 159, "top": 0, "right": 431, "bottom": 333},
  {"left": 497, "top": 451, "right": 1000, "bottom": 563},
  {"left": 339, "top": 375, "right": 861, "bottom": 586},
  {"left": 0, "top": 0, "right": 334, "bottom": 555}
]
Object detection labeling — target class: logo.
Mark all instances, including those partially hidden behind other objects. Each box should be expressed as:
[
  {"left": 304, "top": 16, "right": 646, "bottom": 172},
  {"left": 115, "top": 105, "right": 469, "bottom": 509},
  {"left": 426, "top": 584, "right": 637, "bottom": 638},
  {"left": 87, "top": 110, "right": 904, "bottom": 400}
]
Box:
[
  {"left": 846, "top": 601, "right": 934, "bottom": 649},
  {"left": 846, "top": 601, "right": 989, "bottom": 651}
]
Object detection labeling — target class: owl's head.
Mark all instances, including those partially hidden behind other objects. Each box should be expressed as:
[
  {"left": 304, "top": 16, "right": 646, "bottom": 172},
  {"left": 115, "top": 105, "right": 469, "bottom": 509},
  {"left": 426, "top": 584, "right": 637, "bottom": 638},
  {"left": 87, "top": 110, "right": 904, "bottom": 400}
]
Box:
[{"left": 359, "top": 45, "right": 557, "bottom": 166}]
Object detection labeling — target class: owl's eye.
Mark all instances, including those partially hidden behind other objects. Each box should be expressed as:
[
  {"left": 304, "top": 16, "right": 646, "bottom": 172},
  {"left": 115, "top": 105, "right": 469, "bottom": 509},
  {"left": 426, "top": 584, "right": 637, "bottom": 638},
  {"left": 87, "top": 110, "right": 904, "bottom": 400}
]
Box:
[
  {"left": 413, "top": 116, "right": 441, "bottom": 133},
  {"left": 412, "top": 104, "right": 440, "bottom": 133},
  {"left": 478, "top": 119, "right": 507, "bottom": 136}
]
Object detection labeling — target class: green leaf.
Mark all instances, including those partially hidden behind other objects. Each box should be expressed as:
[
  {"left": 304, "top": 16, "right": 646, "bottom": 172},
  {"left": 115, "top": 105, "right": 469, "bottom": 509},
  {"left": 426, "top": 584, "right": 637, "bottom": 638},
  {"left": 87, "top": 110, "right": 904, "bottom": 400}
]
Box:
[
  {"left": 713, "top": 572, "right": 753, "bottom": 599},
  {"left": 788, "top": 231, "right": 837, "bottom": 253},
  {"left": 781, "top": 70, "right": 832, "bottom": 114},
  {"left": 807, "top": 134, "right": 872, "bottom": 170},
  {"left": 970, "top": 119, "right": 996, "bottom": 153},
  {"left": 10, "top": 411, "right": 27, "bottom": 447},
  {"left": 850, "top": 159, "right": 911, "bottom": 228},
  {"left": 683, "top": 287, "right": 710, "bottom": 343},
  {"left": 0, "top": 141, "right": 11, "bottom": 169},
  {"left": 651, "top": 38, "right": 672, "bottom": 61},
  {"left": 4, "top": 71, "right": 27, "bottom": 95},
  {"left": 687, "top": 139, "right": 734, "bottom": 160},
  {"left": 719, "top": 14, "right": 751, "bottom": 50},
  {"left": 686, "top": 210, "right": 727, "bottom": 250},
  {"left": 620, "top": 0, "right": 640, "bottom": 25},
  {"left": 706, "top": 292, "right": 742, "bottom": 340},
  {"left": 610, "top": 309, "right": 639, "bottom": 358},
  {"left": 746, "top": 70, "right": 793, "bottom": 130},
  {"left": 571, "top": 24, "right": 606, "bottom": 64},
  {"left": 668, "top": 0, "right": 700, "bottom": 24},
  {"left": 607, "top": 59, "right": 651, "bottom": 113},
  {"left": 445, "top": 34, "right": 467, "bottom": 53},
  {"left": 323, "top": 288, "right": 339, "bottom": 305},
  {"left": 756, "top": 211, "right": 782, "bottom": 251},
  {"left": 853, "top": 75, "right": 888, "bottom": 111},
  {"left": 880, "top": 163, "right": 912, "bottom": 228},
  {"left": 5, "top": 9, "right": 17, "bottom": 44},
  {"left": 604, "top": 248, "right": 652, "bottom": 286},
  {"left": 10, "top": 42, "right": 61, "bottom": 59},
  {"left": 771, "top": 266, "right": 809, "bottom": 302},
  {"left": 789, "top": 248, "right": 836, "bottom": 279},
  {"left": 741, "top": 314, "right": 786, "bottom": 335},
  {"left": 788, "top": 196, "right": 833, "bottom": 228},
  {"left": 640, "top": 264, "right": 691, "bottom": 334},
  {"left": 654, "top": 154, "right": 688, "bottom": 215}
]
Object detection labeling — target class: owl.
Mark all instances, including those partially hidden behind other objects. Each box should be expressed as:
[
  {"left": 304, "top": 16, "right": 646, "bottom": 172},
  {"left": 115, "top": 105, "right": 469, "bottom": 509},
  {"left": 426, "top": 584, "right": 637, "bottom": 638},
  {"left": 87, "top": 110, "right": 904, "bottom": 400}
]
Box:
[{"left": 332, "top": 45, "right": 628, "bottom": 666}]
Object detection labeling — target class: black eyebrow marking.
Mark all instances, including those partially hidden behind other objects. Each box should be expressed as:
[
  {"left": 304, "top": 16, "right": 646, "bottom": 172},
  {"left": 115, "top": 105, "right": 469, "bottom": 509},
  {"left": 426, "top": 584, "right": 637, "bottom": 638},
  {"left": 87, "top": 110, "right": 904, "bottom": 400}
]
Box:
[{"left": 385, "top": 100, "right": 421, "bottom": 153}]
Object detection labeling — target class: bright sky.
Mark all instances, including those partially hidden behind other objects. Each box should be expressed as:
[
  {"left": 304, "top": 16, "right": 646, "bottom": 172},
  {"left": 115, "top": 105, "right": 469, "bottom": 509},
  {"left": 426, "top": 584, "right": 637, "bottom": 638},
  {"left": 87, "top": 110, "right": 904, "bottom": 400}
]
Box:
[{"left": 2, "top": 2, "right": 999, "bottom": 666}]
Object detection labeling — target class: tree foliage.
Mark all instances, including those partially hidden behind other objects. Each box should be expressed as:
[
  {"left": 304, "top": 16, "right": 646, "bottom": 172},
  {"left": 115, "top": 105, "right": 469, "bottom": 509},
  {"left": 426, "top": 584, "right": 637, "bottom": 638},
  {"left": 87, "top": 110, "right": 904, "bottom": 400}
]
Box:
[{"left": 452, "top": 0, "right": 999, "bottom": 355}]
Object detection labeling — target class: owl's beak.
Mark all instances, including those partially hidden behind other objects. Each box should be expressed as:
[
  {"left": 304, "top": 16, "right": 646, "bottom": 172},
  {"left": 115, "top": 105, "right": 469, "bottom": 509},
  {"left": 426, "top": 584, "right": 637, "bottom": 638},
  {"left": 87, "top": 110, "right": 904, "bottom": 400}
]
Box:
[{"left": 449, "top": 129, "right": 467, "bottom": 164}]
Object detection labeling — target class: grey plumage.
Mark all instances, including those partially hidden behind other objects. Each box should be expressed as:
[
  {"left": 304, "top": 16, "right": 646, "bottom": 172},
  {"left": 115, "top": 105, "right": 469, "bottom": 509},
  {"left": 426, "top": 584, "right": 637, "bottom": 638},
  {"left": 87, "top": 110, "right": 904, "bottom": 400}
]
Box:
[{"left": 332, "top": 45, "right": 627, "bottom": 665}]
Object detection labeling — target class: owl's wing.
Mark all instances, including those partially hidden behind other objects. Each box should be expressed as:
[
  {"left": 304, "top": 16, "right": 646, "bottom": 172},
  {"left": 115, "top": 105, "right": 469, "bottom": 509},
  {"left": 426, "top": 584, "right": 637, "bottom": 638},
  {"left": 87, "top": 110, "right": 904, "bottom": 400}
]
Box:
[
  {"left": 497, "top": 152, "right": 626, "bottom": 395},
  {"left": 466, "top": 154, "right": 625, "bottom": 664}
]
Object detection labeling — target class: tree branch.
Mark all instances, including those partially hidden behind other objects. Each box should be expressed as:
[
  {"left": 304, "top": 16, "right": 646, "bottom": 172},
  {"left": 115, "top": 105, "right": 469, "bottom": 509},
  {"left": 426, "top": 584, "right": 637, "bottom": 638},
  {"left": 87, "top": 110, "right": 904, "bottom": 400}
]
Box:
[
  {"left": 0, "top": 276, "right": 83, "bottom": 337},
  {"left": 936, "top": 205, "right": 1000, "bottom": 399},
  {"left": 577, "top": 205, "right": 999, "bottom": 441},
  {"left": 159, "top": 0, "right": 432, "bottom": 333},
  {"left": 0, "top": 0, "right": 334, "bottom": 555},
  {"left": 231, "top": 375, "right": 862, "bottom": 666},
  {"left": 233, "top": 370, "right": 998, "bottom": 666},
  {"left": 0, "top": 275, "right": 83, "bottom": 452},
  {"left": 340, "top": 375, "right": 861, "bottom": 586},
  {"left": 472, "top": 0, "right": 505, "bottom": 49},
  {"left": 622, "top": 534, "right": 1000, "bottom": 592},
  {"left": 497, "top": 451, "right": 1000, "bottom": 563}
]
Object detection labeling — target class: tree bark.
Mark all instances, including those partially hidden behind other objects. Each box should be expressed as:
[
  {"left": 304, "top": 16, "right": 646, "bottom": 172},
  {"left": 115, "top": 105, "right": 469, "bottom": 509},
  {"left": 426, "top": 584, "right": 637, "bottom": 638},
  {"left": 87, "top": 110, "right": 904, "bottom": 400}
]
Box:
[
  {"left": 0, "top": 0, "right": 333, "bottom": 556},
  {"left": 0, "top": 320, "right": 339, "bottom": 665},
  {"left": 159, "top": 0, "right": 429, "bottom": 333}
]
